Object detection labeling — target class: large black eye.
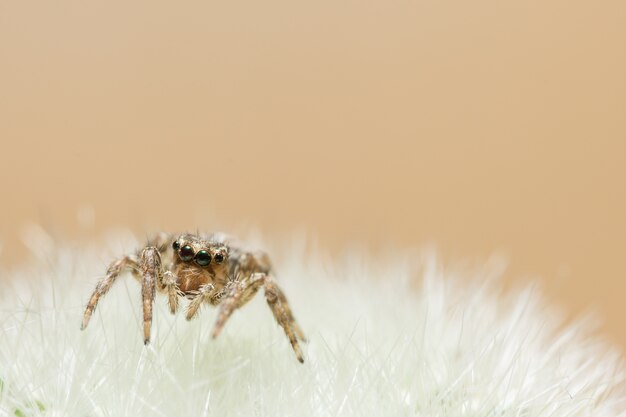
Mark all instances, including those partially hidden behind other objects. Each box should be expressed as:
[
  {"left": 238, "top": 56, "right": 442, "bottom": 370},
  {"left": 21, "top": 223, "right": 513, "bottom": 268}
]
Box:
[
  {"left": 195, "top": 250, "right": 211, "bottom": 266},
  {"left": 214, "top": 252, "right": 225, "bottom": 264},
  {"left": 172, "top": 241, "right": 180, "bottom": 250},
  {"left": 179, "top": 245, "right": 195, "bottom": 261}
]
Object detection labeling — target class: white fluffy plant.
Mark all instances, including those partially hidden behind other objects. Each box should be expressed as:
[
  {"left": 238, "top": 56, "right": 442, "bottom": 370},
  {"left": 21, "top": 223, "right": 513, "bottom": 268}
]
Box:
[{"left": 0, "top": 230, "right": 624, "bottom": 416}]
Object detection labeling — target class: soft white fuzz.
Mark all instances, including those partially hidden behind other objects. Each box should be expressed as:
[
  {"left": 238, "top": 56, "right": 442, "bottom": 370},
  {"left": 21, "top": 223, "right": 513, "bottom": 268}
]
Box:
[{"left": 0, "top": 233, "right": 624, "bottom": 416}]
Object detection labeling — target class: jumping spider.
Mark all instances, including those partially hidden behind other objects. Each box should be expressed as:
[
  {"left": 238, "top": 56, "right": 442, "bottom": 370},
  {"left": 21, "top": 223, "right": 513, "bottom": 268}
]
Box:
[{"left": 81, "top": 233, "right": 306, "bottom": 363}]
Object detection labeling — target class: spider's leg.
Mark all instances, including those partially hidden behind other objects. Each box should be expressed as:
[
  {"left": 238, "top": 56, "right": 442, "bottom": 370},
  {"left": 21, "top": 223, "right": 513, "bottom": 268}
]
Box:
[
  {"left": 81, "top": 255, "right": 139, "bottom": 330},
  {"left": 185, "top": 283, "right": 220, "bottom": 320},
  {"left": 263, "top": 275, "right": 305, "bottom": 363},
  {"left": 162, "top": 271, "right": 183, "bottom": 314},
  {"left": 211, "top": 274, "right": 263, "bottom": 339},
  {"left": 140, "top": 247, "right": 162, "bottom": 345},
  {"left": 268, "top": 280, "right": 306, "bottom": 342}
]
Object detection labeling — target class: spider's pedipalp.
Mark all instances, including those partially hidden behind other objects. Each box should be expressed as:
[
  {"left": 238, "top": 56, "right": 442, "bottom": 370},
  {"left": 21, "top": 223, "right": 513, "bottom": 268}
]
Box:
[
  {"left": 186, "top": 283, "right": 221, "bottom": 320},
  {"left": 163, "top": 271, "right": 182, "bottom": 314}
]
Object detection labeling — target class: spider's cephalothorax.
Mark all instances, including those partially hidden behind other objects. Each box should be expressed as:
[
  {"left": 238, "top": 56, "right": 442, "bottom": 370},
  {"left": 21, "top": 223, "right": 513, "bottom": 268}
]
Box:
[{"left": 81, "top": 232, "right": 305, "bottom": 363}]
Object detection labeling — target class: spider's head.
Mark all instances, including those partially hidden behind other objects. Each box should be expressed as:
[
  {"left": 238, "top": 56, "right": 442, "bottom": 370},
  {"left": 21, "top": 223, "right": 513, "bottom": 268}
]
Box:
[{"left": 171, "top": 234, "right": 229, "bottom": 268}]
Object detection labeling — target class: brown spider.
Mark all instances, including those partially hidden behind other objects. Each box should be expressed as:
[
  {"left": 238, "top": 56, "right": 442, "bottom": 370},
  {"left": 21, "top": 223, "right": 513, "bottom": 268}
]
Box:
[{"left": 81, "top": 232, "right": 306, "bottom": 363}]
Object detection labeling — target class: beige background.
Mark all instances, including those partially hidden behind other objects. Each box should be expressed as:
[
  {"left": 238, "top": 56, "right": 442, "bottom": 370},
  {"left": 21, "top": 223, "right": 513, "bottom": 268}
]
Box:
[{"left": 1, "top": 1, "right": 625, "bottom": 350}]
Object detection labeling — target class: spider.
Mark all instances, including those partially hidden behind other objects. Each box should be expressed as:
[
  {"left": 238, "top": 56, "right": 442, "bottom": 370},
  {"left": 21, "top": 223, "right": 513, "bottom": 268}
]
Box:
[{"left": 81, "top": 232, "right": 306, "bottom": 363}]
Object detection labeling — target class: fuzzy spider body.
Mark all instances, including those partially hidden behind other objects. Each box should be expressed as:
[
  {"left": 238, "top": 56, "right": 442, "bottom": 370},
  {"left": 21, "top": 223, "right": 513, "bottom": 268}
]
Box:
[{"left": 81, "top": 233, "right": 305, "bottom": 363}]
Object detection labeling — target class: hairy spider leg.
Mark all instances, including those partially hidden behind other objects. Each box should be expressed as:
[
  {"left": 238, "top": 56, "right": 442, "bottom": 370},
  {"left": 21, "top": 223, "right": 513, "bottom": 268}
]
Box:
[
  {"left": 144, "top": 233, "right": 181, "bottom": 315},
  {"left": 268, "top": 277, "right": 306, "bottom": 342},
  {"left": 263, "top": 275, "right": 305, "bottom": 363},
  {"left": 211, "top": 272, "right": 305, "bottom": 363},
  {"left": 81, "top": 255, "right": 139, "bottom": 330},
  {"left": 139, "top": 247, "right": 161, "bottom": 344},
  {"left": 210, "top": 273, "right": 263, "bottom": 339}
]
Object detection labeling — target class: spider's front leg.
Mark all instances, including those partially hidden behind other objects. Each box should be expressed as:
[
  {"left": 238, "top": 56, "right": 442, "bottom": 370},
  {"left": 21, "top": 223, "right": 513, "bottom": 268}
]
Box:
[
  {"left": 211, "top": 274, "right": 262, "bottom": 339},
  {"left": 81, "top": 239, "right": 178, "bottom": 344},
  {"left": 212, "top": 273, "right": 306, "bottom": 363},
  {"left": 145, "top": 232, "right": 182, "bottom": 314},
  {"left": 263, "top": 275, "right": 306, "bottom": 363},
  {"left": 139, "top": 247, "right": 162, "bottom": 344}
]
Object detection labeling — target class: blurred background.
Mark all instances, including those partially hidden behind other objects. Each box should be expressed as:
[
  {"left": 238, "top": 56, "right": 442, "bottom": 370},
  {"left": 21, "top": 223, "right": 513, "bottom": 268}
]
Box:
[{"left": 0, "top": 1, "right": 624, "bottom": 350}]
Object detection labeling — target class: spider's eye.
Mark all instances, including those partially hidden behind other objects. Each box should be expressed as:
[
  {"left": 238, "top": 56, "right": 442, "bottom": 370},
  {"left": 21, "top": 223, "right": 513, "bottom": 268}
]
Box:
[
  {"left": 214, "top": 252, "right": 225, "bottom": 264},
  {"left": 172, "top": 241, "right": 180, "bottom": 251},
  {"left": 195, "top": 250, "right": 211, "bottom": 266},
  {"left": 179, "top": 245, "right": 195, "bottom": 262}
]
